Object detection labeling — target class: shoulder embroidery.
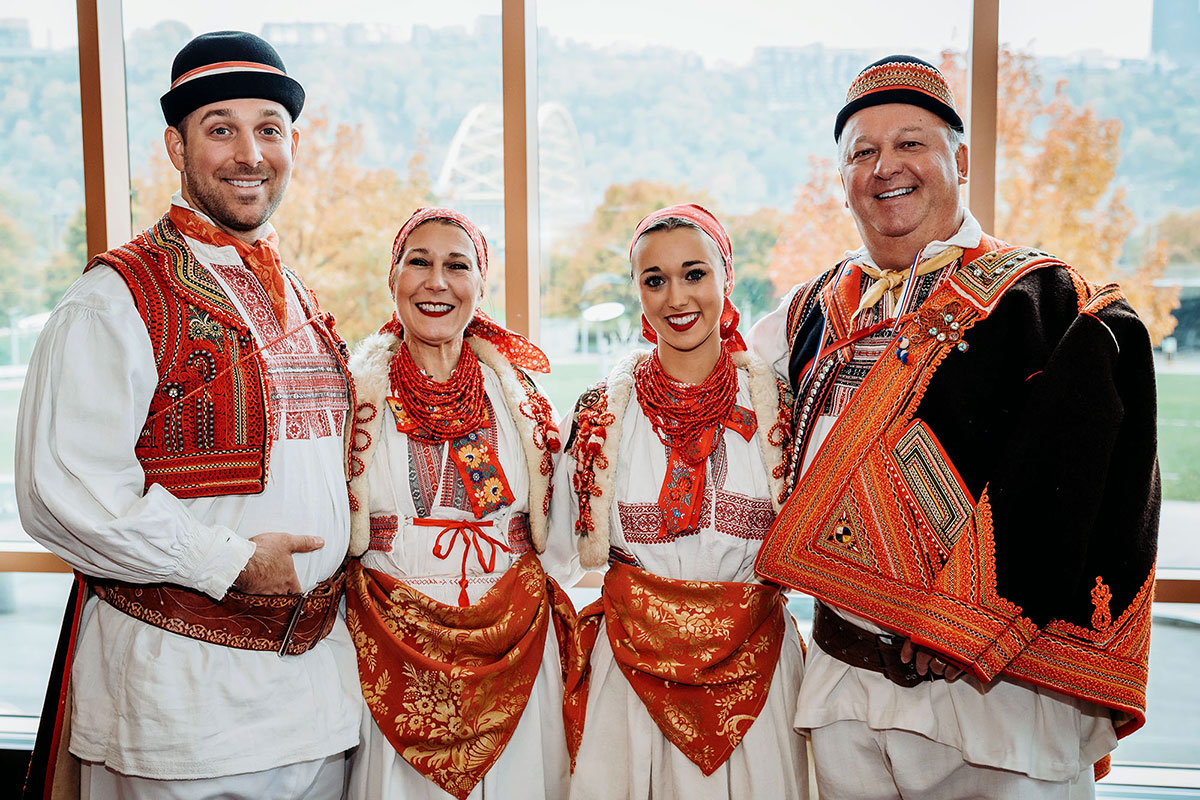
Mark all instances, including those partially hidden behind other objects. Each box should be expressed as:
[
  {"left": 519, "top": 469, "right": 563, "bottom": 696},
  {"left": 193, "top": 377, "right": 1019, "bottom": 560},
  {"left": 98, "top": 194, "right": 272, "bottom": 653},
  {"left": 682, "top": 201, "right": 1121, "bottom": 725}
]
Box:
[{"left": 952, "top": 246, "right": 1064, "bottom": 311}]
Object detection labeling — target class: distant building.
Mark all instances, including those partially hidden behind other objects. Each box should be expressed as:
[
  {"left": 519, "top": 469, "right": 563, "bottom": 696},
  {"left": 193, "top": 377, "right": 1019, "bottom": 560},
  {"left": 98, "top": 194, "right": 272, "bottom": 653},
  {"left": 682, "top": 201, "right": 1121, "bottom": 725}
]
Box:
[
  {"left": 1152, "top": 0, "right": 1200, "bottom": 69},
  {"left": 262, "top": 22, "right": 403, "bottom": 48},
  {"left": 0, "top": 18, "right": 31, "bottom": 49}
]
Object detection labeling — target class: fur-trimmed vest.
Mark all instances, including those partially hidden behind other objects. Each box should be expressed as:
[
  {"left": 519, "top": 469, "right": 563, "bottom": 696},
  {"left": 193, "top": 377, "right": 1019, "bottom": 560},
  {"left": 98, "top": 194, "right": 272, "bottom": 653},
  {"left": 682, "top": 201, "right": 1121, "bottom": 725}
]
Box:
[
  {"left": 87, "top": 216, "right": 350, "bottom": 499},
  {"left": 565, "top": 349, "right": 790, "bottom": 569},
  {"left": 346, "top": 332, "right": 558, "bottom": 557}
]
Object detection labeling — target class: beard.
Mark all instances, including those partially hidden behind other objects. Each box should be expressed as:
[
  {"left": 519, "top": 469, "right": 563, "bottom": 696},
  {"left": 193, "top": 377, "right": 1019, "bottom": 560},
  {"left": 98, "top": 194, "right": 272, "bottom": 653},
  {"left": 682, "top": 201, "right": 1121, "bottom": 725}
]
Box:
[{"left": 183, "top": 158, "right": 288, "bottom": 234}]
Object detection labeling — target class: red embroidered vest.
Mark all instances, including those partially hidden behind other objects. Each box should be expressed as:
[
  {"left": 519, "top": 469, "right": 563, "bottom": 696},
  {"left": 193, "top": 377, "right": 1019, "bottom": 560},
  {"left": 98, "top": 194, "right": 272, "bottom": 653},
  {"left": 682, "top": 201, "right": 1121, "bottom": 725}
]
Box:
[{"left": 87, "top": 216, "right": 349, "bottom": 498}]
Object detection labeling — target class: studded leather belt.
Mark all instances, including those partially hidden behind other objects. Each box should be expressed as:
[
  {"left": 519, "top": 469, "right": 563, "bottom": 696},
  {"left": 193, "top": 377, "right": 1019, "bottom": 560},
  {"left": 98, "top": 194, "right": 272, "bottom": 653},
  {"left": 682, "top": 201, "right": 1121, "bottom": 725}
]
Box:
[
  {"left": 92, "top": 563, "right": 346, "bottom": 657},
  {"left": 811, "top": 601, "right": 937, "bottom": 687}
]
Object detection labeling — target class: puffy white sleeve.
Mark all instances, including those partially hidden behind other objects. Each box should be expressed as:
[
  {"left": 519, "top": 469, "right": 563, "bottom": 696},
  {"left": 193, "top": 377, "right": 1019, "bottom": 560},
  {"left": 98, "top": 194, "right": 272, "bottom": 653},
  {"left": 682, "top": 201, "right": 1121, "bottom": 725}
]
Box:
[
  {"left": 15, "top": 266, "right": 255, "bottom": 598},
  {"left": 748, "top": 284, "right": 800, "bottom": 383}
]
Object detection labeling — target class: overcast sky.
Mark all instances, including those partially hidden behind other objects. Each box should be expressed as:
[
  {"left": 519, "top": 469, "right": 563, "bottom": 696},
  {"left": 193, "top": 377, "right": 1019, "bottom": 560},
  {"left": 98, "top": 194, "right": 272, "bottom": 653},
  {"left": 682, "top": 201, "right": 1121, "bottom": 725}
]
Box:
[{"left": 17, "top": 0, "right": 1154, "bottom": 63}]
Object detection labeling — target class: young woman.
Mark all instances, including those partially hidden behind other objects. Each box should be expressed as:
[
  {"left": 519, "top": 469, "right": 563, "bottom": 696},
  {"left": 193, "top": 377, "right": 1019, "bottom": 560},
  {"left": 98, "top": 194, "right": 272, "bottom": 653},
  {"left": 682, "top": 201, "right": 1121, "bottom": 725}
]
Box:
[
  {"left": 344, "top": 207, "right": 579, "bottom": 800},
  {"left": 552, "top": 204, "right": 809, "bottom": 799}
]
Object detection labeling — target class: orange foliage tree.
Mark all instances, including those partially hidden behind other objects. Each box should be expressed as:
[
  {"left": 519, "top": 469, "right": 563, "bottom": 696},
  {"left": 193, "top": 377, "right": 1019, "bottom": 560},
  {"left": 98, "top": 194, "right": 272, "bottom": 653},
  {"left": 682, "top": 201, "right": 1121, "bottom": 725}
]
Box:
[
  {"left": 769, "top": 51, "right": 1179, "bottom": 345},
  {"left": 941, "top": 51, "right": 1178, "bottom": 344},
  {"left": 130, "top": 111, "right": 433, "bottom": 345},
  {"left": 767, "top": 156, "right": 859, "bottom": 292}
]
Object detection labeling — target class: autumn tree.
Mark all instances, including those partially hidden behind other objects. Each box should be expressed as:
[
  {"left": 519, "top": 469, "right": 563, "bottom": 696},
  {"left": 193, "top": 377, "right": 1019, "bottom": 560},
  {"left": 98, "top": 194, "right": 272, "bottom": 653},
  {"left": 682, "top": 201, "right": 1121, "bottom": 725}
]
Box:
[
  {"left": 273, "top": 113, "right": 432, "bottom": 344},
  {"left": 941, "top": 50, "right": 1178, "bottom": 344},
  {"left": 129, "top": 110, "right": 433, "bottom": 345},
  {"left": 768, "top": 156, "right": 859, "bottom": 292},
  {"left": 723, "top": 206, "right": 787, "bottom": 323},
  {"left": 0, "top": 190, "right": 38, "bottom": 321},
  {"left": 769, "top": 50, "right": 1180, "bottom": 345},
  {"left": 544, "top": 181, "right": 715, "bottom": 321}
]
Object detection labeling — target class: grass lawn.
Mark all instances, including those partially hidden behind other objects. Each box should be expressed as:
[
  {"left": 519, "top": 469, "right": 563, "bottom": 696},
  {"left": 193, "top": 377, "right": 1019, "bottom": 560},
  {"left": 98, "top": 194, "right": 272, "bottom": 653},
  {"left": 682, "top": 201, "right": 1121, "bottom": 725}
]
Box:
[
  {"left": 0, "top": 387, "right": 21, "bottom": 478},
  {"left": 1157, "top": 372, "right": 1200, "bottom": 502}
]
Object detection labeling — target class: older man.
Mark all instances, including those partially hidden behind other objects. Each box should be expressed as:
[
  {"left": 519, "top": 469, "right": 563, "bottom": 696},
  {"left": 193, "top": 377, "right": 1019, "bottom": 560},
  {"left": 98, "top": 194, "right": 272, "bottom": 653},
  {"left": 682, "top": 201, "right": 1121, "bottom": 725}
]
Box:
[
  {"left": 18, "top": 31, "right": 359, "bottom": 798},
  {"left": 753, "top": 55, "right": 1158, "bottom": 799}
]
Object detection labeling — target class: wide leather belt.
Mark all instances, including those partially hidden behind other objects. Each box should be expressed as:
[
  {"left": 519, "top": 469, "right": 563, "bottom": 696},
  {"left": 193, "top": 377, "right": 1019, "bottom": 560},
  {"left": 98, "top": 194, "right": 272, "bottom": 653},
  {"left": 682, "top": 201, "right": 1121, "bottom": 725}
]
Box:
[
  {"left": 92, "top": 563, "right": 346, "bottom": 657},
  {"left": 811, "top": 601, "right": 936, "bottom": 687}
]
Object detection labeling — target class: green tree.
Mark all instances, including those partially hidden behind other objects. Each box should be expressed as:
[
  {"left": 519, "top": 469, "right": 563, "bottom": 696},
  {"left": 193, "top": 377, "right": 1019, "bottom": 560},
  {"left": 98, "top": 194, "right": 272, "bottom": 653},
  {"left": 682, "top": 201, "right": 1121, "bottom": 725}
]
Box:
[{"left": 544, "top": 181, "right": 715, "bottom": 322}]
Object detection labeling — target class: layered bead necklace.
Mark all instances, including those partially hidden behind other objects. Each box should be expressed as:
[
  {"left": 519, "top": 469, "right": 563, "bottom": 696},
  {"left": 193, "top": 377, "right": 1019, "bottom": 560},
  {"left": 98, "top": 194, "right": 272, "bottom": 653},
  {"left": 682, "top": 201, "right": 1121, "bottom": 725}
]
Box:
[
  {"left": 388, "top": 342, "right": 489, "bottom": 444},
  {"left": 635, "top": 346, "right": 750, "bottom": 538},
  {"left": 635, "top": 346, "right": 739, "bottom": 454}
]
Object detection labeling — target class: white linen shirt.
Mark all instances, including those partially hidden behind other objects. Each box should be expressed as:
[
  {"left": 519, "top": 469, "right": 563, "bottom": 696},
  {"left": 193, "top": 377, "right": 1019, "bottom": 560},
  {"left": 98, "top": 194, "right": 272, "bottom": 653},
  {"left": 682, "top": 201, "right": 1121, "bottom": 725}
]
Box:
[
  {"left": 749, "top": 211, "right": 1117, "bottom": 781},
  {"left": 15, "top": 196, "right": 361, "bottom": 779}
]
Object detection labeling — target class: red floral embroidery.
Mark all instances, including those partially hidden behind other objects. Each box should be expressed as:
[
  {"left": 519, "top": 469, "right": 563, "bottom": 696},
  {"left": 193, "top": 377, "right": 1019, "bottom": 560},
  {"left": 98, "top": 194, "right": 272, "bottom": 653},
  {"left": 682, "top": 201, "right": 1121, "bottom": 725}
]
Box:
[
  {"left": 569, "top": 384, "right": 616, "bottom": 539},
  {"left": 1091, "top": 576, "right": 1113, "bottom": 633}
]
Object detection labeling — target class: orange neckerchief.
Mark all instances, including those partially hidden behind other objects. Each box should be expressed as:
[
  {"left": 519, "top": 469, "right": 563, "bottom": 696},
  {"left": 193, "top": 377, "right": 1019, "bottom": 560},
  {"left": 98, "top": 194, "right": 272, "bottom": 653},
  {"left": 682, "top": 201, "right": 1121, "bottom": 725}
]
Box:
[
  {"left": 565, "top": 562, "right": 785, "bottom": 775},
  {"left": 346, "top": 553, "right": 575, "bottom": 800},
  {"left": 168, "top": 204, "right": 288, "bottom": 327}
]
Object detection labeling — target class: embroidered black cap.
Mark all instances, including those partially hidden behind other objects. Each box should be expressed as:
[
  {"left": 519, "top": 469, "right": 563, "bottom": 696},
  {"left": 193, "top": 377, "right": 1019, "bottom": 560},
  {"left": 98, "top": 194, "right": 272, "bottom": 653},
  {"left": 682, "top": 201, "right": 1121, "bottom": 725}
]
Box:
[
  {"left": 160, "top": 30, "right": 305, "bottom": 128},
  {"left": 834, "top": 54, "right": 963, "bottom": 142}
]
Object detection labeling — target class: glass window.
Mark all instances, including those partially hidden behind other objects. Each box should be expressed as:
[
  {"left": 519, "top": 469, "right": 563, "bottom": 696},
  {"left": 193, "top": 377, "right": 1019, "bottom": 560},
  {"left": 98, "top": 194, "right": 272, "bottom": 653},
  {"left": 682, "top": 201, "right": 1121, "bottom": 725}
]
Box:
[
  {"left": 0, "top": 4, "right": 85, "bottom": 721},
  {"left": 995, "top": 0, "right": 1197, "bottom": 769},
  {"left": 535, "top": 0, "right": 970, "bottom": 413},
  {"left": 122, "top": 0, "right": 504, "bottom": 345}
]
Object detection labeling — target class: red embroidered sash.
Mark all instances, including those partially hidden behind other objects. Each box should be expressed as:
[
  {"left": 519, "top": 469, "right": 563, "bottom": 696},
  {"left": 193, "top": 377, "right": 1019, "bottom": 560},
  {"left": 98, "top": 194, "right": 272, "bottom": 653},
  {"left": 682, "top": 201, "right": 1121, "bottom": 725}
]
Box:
[
  {"left": 564, "top": 562, "right": 785, "bottom": 775},
  {"left": 346, "top": 553, "right": 575, "bottom": 800}
]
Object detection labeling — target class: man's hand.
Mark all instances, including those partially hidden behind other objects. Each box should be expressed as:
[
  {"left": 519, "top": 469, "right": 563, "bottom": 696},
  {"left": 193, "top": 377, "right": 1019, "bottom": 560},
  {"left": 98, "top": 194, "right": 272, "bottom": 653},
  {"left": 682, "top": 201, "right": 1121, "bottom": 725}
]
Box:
[
  {"left": 232, "top": 532, "right": 325, "bottom": 595},
  {"left": 900, "top": 638, "right": 964, "bottom": 681}
]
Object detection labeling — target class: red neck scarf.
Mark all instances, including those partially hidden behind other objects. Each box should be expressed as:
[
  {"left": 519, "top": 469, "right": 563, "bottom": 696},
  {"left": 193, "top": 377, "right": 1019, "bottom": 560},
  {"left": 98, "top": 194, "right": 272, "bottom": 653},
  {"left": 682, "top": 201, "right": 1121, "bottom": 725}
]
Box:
[
  {"left": 634, "top": 347, "right": 756, "bottom": 537},
  {"left": 168, "top": 204, "right": 288, "bottom": 327}
]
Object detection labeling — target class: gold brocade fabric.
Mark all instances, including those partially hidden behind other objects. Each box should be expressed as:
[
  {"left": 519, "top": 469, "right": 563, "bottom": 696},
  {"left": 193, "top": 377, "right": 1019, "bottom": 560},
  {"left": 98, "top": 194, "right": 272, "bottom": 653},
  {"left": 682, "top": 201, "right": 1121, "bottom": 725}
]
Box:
[
  {"left": 566, "top": 562, "right": 785, "bottom": 776},
  {"left": 346, "top": 553, "right": 574, "bottom": 800}
]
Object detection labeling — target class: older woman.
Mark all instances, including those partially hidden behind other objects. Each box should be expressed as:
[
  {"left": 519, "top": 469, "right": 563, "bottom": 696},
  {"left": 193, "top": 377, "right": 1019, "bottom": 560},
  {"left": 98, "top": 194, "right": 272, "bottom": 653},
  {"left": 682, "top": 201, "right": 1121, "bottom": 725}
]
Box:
[
  {"left": 552, "top": 204, "right": 809, "bottom": 799},
  {"left": 344, "top": 207, "right": 579, "bottom": 800}
]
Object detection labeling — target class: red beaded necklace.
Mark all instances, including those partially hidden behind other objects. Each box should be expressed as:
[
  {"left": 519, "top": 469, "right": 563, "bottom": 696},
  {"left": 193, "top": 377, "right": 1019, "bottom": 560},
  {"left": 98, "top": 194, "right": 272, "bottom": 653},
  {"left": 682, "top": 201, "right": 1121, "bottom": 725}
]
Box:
[
  {"left": 634, "top": 346, "right": 738, "bottom": 454},
  {"left": 388, "top": 342, "right": 488, "bottom": 443}
]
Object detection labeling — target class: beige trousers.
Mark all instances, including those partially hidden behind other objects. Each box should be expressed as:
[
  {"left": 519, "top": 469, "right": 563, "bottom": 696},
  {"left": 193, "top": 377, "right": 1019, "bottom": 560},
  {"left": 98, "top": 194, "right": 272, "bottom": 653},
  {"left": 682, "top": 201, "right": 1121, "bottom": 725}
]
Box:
[{"left": 810, "top": 720, "right": 1095, "bottom": 800}]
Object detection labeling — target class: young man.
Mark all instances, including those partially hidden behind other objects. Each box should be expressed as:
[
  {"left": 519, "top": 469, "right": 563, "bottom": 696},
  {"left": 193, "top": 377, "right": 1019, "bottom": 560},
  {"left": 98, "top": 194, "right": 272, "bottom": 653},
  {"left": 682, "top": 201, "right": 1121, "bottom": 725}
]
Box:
[
  {"left": 753, "top": 55, "right": 1158, "bottom": 799},
  {"left": 18, "top": 31, "right": 359, "bottom": 799}
]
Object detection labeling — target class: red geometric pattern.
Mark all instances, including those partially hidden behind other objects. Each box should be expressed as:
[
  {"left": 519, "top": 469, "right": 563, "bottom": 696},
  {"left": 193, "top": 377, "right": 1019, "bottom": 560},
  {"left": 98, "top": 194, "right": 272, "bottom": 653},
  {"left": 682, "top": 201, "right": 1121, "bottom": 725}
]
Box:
[
  {"left": 757, "top": 249, "right": 1153, "bottom": 736},
  {"left": 210, "top": 262, "right": 348, "bottom": 442},
  {"left": 618, "top": 490, "right": 774, "bottom": 544}
]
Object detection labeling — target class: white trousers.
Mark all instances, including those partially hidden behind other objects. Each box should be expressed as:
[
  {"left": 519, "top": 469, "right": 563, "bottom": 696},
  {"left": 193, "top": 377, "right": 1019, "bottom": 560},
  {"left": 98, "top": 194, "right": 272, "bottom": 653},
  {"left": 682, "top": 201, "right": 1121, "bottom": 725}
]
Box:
[
  {"left": 810, "top": 720, "right": 1095, "bottom": 800},
  {"left": 81, "top": 753, "right": 347, "bottom": 800}
]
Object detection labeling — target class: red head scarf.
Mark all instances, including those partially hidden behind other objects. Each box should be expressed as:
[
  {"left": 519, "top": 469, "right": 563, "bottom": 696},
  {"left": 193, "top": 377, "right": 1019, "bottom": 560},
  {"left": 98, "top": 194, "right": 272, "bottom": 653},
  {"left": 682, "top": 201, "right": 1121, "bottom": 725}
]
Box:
[
  {"left": 385, "top": 207, "right": 550, "bottom": 373},
  {"left": 629, "top": 203, "right": 747, "bottom": 352}
]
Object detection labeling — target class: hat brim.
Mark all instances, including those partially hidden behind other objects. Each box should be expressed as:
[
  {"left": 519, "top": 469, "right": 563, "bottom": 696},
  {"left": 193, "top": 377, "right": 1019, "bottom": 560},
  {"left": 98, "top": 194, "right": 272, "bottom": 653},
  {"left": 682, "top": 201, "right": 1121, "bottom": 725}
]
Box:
[
  {"left": 161, "top": 71, "right": 305, "bottom": 129},
  {"left": 834, "top": 87, "right": 964, "bottom": 142}
]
